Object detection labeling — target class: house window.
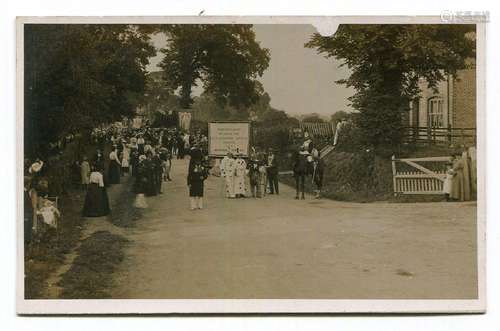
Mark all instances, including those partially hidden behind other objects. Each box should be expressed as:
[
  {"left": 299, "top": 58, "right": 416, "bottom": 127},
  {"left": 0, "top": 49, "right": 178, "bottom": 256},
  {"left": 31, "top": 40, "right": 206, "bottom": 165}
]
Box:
[{"left": 427, "top": 97, "right": 444, "bottom": 128}]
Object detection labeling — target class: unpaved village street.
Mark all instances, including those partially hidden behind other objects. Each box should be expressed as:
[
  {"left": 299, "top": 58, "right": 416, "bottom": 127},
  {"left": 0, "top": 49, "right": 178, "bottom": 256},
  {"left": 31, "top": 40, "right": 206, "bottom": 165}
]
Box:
[{"left": 98, "top": 157, "right": 478, "bottom": 299}]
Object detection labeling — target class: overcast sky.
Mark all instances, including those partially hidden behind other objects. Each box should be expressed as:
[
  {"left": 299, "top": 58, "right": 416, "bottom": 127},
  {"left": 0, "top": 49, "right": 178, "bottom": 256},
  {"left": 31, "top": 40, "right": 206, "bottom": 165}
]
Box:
[{"left": 146, "top": 25, "right": 354, "bottom": 117}]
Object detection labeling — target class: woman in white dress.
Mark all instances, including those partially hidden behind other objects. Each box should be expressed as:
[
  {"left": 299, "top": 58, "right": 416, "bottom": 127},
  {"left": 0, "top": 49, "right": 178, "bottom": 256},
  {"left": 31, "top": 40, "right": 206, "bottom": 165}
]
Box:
[
  {"left": 233, "top": 154, "right": 247, "bottom": 198},
  {"left": 108, "top": 147, "right": 121, "bottom": 184},
  {"left": 121, "top": 144, "right": 131, "bottom": 174},
  {"left": 220, "top": 152, "right": 236, "bottom": 198}
]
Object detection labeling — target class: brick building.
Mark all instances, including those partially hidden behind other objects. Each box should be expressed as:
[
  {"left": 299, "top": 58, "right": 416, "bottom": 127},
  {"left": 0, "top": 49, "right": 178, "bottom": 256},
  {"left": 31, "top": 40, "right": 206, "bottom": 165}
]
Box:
[{"left": 406, "top": 67, "right": 476, "bottom": 146}]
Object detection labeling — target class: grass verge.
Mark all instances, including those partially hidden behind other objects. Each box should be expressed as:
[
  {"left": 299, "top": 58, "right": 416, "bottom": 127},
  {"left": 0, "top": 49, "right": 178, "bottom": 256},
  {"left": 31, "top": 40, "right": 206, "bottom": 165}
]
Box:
[{"left": 57, "top": 231, "right": 129, "bottom": 299}]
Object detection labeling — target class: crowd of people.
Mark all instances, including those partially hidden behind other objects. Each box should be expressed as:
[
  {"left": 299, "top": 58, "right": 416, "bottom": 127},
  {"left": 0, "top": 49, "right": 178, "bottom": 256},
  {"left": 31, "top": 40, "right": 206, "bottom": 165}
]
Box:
[
  {"left": 23, "top": 120, "right": 335, "bottom": 249},
  {"left": 218, "top": 131, "right": 325, "bottom": 202},
  {"left": 23, "top": 134, "right": 87, "bottom": 246},
  {"left": 83, "top": 124, "right": 210, "bottom": 214},
  {"left": 23, "top": 118, "right": 211, "bottom": 246},
  {"left": 24, "top": 116, "right": 475, "bottom": 251}
]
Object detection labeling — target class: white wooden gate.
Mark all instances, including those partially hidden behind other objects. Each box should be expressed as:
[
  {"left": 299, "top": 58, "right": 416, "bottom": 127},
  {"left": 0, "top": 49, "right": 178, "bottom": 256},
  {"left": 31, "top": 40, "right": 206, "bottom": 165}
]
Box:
[{"left": 391, "top": 156, "right": 452, "bottom": 195}]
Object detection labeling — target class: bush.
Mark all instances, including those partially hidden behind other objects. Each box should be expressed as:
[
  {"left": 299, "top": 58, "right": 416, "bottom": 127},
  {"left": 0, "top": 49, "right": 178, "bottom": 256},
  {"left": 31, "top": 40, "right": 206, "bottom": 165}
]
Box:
[
  {"left": 253, "top": 126, "right": 292, "bottom": 152},
  {"left": 280, "top": 150, "right": 393, "bottom": 202}
]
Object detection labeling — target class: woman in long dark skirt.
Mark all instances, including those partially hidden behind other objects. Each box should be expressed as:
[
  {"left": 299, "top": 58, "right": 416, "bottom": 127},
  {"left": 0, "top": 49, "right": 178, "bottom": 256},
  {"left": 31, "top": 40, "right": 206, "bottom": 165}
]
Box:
[
  {"left": 293, "top": 146, "right": 309, "bottom": 200},
  {"left": 82, "top": 166, "right": 110, "bottom": 217},
  {"left": 133, "top": 155, "right": 148, "bottom": 208},
  {"left": 108, "top": 147, "right": 121, "bottom": 184},
  {"left": 130, "top": 149, "right": 139, "bottom": 177},
  {"left": 187, "top": 146, "right": 208, "bottom": 210},
  {"left": 144, "top": 153, "right": 157, "bottom": 197}
]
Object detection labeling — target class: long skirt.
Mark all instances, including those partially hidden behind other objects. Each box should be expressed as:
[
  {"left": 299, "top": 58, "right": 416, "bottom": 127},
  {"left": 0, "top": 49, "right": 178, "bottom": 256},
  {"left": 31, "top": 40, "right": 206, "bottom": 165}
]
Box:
[
  {"left": 82, "top": 183, "right": 110, "bottom": 217},
  {"left": 234, "top": 174, "right": 246, "bottom": 196},
  {"left": 189, "top": 180, "right": 204, "bottom": 197},
  {"left": 108, "top": 162, "right": 121, "bottom": 184},
  {"left": 146, "top": 174, "right": 157, "bottom": 196},
  {"left": 224, "top": 176, "right": 235, "bottom": 198},
  {"left": 133, "top": 193, "right": 148, "bottom": 209}
]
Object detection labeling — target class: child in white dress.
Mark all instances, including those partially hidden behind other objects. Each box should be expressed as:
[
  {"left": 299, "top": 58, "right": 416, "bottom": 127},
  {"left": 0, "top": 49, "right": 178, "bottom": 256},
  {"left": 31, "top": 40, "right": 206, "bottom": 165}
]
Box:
[
  {"left": 443, "top": 161, "right": 456, "bottom": 201},
  {"left": 37, "top": 199, "right": 60, "bottom": 229}
]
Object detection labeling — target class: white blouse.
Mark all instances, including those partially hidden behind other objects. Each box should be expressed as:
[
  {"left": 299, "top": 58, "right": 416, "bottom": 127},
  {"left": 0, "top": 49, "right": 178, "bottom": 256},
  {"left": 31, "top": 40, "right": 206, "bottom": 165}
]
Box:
[{"left": 89, "top": 172, "right": 105, "bottom": 187}]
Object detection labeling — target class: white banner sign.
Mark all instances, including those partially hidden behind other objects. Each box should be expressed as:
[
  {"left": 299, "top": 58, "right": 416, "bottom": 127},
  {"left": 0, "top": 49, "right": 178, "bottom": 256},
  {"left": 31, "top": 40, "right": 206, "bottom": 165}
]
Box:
[{"left": 208, "top": 122, "right": 250, "bottom": 157}]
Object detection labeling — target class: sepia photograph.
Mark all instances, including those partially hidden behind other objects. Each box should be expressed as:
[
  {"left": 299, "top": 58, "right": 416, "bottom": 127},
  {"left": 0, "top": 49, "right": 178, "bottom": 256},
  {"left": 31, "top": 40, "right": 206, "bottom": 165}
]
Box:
[{"left": 16, "top": 16, "right": 485, "bottom": 314}]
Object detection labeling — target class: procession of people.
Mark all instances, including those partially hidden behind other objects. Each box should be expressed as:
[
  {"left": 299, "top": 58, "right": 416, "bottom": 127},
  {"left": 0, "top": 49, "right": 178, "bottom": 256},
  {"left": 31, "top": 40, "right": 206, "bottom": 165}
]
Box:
[
  {"left": 85, "top": 120, "right": 327, "bottom": 217},
  {"left": 23, "top": 115, "right": 475, "bottom": 250},
  {"left": 97, "top": 122, "right": 326, "bottom": 214}
]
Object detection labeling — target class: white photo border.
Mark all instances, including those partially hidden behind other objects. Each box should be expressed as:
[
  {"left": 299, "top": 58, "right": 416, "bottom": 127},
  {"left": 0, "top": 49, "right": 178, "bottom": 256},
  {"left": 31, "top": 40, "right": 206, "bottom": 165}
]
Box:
[{"left": 16, "top": 15, "right": 487, "bottom": 314}]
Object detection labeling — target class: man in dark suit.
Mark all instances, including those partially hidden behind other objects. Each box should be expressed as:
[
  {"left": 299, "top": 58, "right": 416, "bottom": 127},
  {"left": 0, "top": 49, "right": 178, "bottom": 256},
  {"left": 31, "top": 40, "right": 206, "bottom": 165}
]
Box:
[{"left": 266, "top": 148, "right": 280, "bottom": 195}]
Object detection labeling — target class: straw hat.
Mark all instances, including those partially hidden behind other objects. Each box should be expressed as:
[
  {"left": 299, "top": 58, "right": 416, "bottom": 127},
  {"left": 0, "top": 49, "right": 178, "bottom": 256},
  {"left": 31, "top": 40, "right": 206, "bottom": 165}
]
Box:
[{"left": 29, "top": 160, "right": 44, "bottom": 174}]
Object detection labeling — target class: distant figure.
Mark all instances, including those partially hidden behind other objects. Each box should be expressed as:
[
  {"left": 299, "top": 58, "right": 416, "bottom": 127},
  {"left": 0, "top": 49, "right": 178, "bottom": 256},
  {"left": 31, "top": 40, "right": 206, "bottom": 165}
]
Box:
[
  {"left": 80, "top": 156, "right": 91, "bottom": 190},
  {"left": 443, "top": 160, "right": 455, "bottom": 201},
  {"left": 258, "top": 153, "right": 268, "bottom": 197},
  {"left": 108, "top": 147, "right": 121, "bottom": 185},
  {"left": 302, "top": 131, "right": 314, "bottom": 153},
  {"left": 234, "top": 153, "right": 247, "bottom": 198},
  {"left": 311, "top": 154, "right": 325, "bottom": 199},
  {"left": 293, "top": 146, "right": 309, "bottom": 200},
  {"left": 82, "top": 167, "right": 110, "bottom": 217},
  {"left": 144, "top": 152, "right": 157, "bottom": 197},
  {"left": 24, "top": 176, "right": 36, "bottom": 244},
  {"left": 177, "top": 134, "right": 185, "bottom": 159},
  {"left": 133, "top": 155, "right": 148, "bottom": 209},
  {"left": 187, "top": 146, "right": 208, "bottom": 210},
  {"left": 220, "top": 152, "right": 236, "bottom": 198},
  {"left": 266, "top": 149, "right": 279, "bottom": 195},
  {"left": 450, "top": 152, "right": 471, "bottom": 201},
  {"left": 248, "top": 155, "right": 262, "bottom": 198},
  {"left": 93, "top": 149, "right": 105, "bottom": 172},
  {"left": 160, "top": 147, "right": 172, "bottom": 181},
  {"left": 333, "top": 119, "right": 348, "bottom": 147},
  {"left": 37, "top": 199, "right": 60, "bottom": 229},
  {"left": 121, "top": 144, "right": 130, "bottom": 174},
  {"left": 137, "top": 135, "right": 145, "bottom": 155}
]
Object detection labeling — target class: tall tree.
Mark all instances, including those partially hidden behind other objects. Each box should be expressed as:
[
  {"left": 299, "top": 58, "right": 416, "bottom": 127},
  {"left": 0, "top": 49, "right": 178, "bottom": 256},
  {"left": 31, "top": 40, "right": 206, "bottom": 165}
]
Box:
[
  {"left": 24, "top": 24, "right": 155, "bottom": 156},
  {"left": 306, "top": 24, "right": 475, "bottom": 152},
  {"left": 158, "top": 25, "right": 270, "bottom": 109}
]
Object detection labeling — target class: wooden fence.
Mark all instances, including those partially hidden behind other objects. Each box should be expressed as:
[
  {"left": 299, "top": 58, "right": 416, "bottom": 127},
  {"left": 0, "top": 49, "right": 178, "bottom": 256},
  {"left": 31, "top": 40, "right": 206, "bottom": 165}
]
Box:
[
  {"left": 403, "top": 126, "right": 476, "bottom": 146},
  {"left": 299, "top": 122, "right": 336, "bottom": 137},
  {"left": 391, "top": 156, "right": 452, "bottom": 195}
]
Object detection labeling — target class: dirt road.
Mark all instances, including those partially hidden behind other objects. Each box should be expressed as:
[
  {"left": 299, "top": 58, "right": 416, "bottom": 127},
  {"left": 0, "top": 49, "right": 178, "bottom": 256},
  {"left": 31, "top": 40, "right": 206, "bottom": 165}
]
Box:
[{"left": 109, "top": 158, "right": 477, "bottom": 299}]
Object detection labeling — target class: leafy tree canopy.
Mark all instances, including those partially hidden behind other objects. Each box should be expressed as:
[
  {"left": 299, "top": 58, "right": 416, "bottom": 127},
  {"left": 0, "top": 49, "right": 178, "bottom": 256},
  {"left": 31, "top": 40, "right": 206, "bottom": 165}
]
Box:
[
  {"left": 306, "top": 24, "right": 475, "bottom": 152},
  {"left": 330, "top": 110, "right": 350, "bottom": 123},
  {"left": 25, "top": 24, "right": 155, "bottom": 156},
  {"left": 301, "top": 113, "right": 325, "bottom": 123},
  {"left": 158, "top": 25, "right": 270, "bottom": 109}
]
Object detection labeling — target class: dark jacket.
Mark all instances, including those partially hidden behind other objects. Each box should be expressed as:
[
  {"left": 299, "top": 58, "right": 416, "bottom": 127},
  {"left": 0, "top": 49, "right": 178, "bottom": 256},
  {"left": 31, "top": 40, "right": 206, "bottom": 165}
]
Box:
[
  {"left": 187, "top": 159, "right": 208, "bottom": 197},
  {"left": 292, "top": 151, "right": 309, "bottom": 176},
  {"left": 266, "top": 153, "right": 279, "bottom": 176},
  {"left": 312, "top": 159, "right": 325, "bottom": 186}
]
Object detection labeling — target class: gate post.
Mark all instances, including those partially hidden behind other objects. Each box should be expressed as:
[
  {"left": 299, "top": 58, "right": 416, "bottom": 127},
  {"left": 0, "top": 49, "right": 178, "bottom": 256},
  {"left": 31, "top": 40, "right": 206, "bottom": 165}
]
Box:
[{"left": 391, "top": 155, "right": 397, "bottom": 196}]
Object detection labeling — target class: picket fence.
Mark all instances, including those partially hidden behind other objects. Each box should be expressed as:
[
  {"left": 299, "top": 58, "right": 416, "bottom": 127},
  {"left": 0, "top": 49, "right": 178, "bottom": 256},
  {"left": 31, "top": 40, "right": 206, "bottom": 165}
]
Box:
[{"left": 299, "top": 122, "right": 336, "bottom": 137}]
